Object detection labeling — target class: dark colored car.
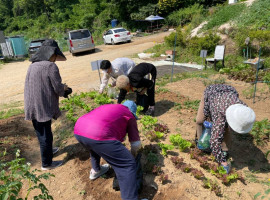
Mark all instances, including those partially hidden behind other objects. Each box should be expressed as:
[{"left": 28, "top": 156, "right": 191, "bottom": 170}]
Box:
[{"left": 28, "top": 39, "right": 46, "bottom": 58}]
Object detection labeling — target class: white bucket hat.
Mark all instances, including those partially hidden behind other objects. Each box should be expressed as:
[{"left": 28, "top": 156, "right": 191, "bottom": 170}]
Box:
[{"left": 226, "top": 104, "right": 256, "bottom": 134}]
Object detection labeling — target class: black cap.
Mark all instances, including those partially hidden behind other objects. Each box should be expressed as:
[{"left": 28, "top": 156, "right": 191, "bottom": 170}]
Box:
[
  {"left": 30, "top": 39, "right": 66, "bottom": 62},
  {"left": 100, "top": 60, "right": 111, "bottom": 70}
]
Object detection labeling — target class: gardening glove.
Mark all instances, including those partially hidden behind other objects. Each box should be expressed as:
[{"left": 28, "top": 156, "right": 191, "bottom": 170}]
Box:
[
  {"left": 221, "top": 162, "right": 231, "bottom": 174},
  {"left": 130, "top": 141, "right": 142, "bottom": 157},
  {"left": 63, "top": 87, "right": 72, "bottom": 98}
]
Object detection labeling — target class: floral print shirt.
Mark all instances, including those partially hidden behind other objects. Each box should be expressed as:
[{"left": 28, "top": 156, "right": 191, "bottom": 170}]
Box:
[{"left": 203, "top": 84, "right": 245, "bottom": 163}]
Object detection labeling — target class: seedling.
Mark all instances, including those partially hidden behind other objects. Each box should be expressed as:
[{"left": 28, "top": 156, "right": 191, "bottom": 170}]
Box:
[
  {"left": 140, "top": 115, "right": 158, "bottom": 131},
  {"left": 159, "top": 173, "right": 169, "bottom": 184},
  {"left": 154, "top": 123, "right": 170, "bottom": 133}
]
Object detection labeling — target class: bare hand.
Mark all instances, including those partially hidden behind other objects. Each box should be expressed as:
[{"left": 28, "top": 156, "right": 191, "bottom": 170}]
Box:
[{"left": 139, "top": 88, "right": 147, "bottom": 95}]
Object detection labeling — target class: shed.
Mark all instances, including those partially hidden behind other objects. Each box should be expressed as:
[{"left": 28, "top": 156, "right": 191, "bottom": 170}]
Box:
[{"left": 8, "top": 36, "right": 27, "bottom": 57}]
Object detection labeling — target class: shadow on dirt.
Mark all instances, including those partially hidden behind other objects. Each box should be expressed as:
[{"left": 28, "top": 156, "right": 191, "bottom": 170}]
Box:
[
  {"left": 230, "top": 133, "right": 270, "bottom": 172},
  {"left": 72, "top": 48, "right": 102, "bottom": 57},
  {"left": 154, "top": 100, "right": 175, "bottom": 117}
]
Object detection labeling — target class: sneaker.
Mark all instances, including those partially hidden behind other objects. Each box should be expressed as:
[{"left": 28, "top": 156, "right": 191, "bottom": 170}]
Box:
[
  {"left": 53, "top": 147, "right": 59, "bottom": 155},
  {"left": 145, "top": 108, "right": 155, "bottom": 116},
  {"left": 41, "top": 160, "right": 63, "bottom": 171},
  {"left": 89, "top": 164, "right": 110, "bottom": 180}
]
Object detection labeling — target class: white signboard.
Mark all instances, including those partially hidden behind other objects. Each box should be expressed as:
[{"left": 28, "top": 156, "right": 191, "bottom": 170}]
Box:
[
  {"left": 200, "top": 50, "right": 207, "bottom": 58},
  {"left": 91, "top": 60, "right": 103, "bottom": 71}
]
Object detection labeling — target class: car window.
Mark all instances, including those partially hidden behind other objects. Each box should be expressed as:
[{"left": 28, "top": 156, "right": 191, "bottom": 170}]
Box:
[
  {"left": 30, "top": 41, "right": 43, "bottom": 47},
  {"left": 70, "top": 30, "right": 90, "bottom": 39},
  {"left": 107, "top": 30, "right": 113, "bottom": 35},
  {"left": 114, "top": 29, "right": 127, "bottom": 33}
]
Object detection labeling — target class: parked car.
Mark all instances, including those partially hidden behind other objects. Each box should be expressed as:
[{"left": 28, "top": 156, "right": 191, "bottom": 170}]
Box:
[
  {"left": 66, "top": 29, "right": 95, "bottom": 56},
  {"left": 28, "top": 39, "right": 45, "bottom": 58},
  {"left": 103, "top": 28, "right": 131, "bottom": 45}
]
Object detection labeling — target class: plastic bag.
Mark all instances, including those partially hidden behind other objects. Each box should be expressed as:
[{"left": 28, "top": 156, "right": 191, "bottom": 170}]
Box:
[
  {"left": 108, "top": 87, "right": 117, "bottom": 99},
  {"left": 197, "top": 121, "right": 212, "bottom": 151}
]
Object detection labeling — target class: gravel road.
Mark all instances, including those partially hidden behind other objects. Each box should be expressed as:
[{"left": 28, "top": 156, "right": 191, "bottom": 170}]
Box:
[{"left": 0, "top": 31, "right": 171, "bottom": 106}]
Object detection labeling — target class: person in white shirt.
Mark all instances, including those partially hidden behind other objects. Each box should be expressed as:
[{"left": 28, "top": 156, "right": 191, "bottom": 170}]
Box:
[{"left": 99, "top": 58, "right": 135, "bottom": 93}]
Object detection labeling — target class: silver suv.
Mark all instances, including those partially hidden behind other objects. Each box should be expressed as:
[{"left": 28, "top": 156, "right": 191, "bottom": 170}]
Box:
[{"left": 67, "top": 29, "right": 95, "bottom": 56}]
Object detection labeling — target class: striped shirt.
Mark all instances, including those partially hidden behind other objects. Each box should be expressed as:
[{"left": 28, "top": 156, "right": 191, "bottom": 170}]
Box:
[{"left": 24, "top": 61, "right": 65, "bottom": 122}]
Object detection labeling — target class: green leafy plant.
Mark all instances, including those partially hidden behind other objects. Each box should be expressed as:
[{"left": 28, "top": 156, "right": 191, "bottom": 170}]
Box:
[
  {"left": 0, "top": 149, "right": 54, "bottom": 200},
  {"left": 136, "top": 105, "right": 144, "bottom": 116},
  {"left": 158, "top": 143, "right": 174, "bottom": 156},
  {"left": 251, "top": 119, "right": 270, "bottom": 146},
  {"left": 170, "top": 134, "right": 192, "bottom": 151},
  {"left": 140, "top": 115, "right": 158, "bottom": 131},
  {"left": 183, "top": 100, "right": 200, "bottom": 110}
]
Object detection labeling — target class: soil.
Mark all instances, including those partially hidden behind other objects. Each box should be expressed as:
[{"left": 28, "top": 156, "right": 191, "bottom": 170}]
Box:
[{"left": 0, "top": 31, "right": 270, "bottom": 200}]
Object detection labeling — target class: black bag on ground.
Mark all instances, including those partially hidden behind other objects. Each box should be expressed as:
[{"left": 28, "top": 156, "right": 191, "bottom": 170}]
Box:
[
  {"left": 113, "top": 153, "right": 143, "bottom": 193},
  {"left": 136, "top": 94, "right": 149, "bottom": 112}
]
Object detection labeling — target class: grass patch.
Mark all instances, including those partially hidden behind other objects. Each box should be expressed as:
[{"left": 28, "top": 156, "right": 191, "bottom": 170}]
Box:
[{"left": 0, "top": 109, "right": 24, "bottom": 119}]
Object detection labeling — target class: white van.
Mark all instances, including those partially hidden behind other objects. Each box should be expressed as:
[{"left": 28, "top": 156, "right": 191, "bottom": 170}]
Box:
[{"left": 67, "top": 29, "right": 95, "bottom": 55}]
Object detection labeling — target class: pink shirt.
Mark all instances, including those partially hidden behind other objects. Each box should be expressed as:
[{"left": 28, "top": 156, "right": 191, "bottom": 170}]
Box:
[{"left": 74, "top": 104, "right": 140, "bottom": 142}]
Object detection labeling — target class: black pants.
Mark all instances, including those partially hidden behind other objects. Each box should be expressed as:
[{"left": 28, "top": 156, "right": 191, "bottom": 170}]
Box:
[{"left": 32, "top": 120, "right": 53, "bottom": 167}]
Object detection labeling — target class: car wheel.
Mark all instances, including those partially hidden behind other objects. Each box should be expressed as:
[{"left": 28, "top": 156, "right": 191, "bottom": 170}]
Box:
[
  {"left": 91, "top": 48, "right": 95, "bottom": 53},
  {"left": 127, "top": 40, "right": 131, "bottom": 43},
  {"left": 104, "top": 39, "right": 106, "bottom": 45},
  {"left": 72, "top": 53, "right": 76, "bottom": 56},
  {"left": 111, "top": 39, "right": 115, "bottom": 45}
]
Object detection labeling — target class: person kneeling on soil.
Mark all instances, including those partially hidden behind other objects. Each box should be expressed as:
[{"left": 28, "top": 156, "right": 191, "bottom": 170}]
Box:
[
  {"left": 116, "top": 62, "right": 157, "bottom": 116},
  {"left": 74, "top": 100, "right": 141, "bottom": 200},
  {"left": 195, "top": 84, "right": 256, "bottom": 173}
]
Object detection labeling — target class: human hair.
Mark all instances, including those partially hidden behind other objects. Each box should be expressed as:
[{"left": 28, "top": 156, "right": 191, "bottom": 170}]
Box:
[
  {"left": 100, "top": 60, "right": 111, "bottom": 70},
  {"left": 116, "top": 75, "right": 129, "bottom": 89}
]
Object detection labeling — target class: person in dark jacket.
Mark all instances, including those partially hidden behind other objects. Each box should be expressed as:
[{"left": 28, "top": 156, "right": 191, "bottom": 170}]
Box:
[
  {"left": 24, "top": 39, "right": 72, "bottom": 170},
  {"left": 116, "top": 62, "right": 157, "bottom": 116}
]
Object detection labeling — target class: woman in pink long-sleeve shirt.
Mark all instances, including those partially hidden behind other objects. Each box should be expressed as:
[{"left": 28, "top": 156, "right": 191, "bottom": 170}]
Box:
[{"left": 74, "top": 101, "right": 141, "bottom": 200}]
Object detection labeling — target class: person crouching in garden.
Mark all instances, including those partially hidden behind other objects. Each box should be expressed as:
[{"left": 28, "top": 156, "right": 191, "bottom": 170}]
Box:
[
  {"left": 24, "top": 39, "right": 72, "bottom": 170},
  {"left": 74, "top": 100, "right": 141, "bottom": 200},
  {"left": 116, "top": 62, "right": 157, "bottom": 116},
  {"left": 195, "top": 84, "right": 256, "bottom": 173}
]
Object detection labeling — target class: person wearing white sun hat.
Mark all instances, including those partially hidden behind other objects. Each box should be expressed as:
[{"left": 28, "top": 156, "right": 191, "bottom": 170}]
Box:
[{"left": 195, "top": 84, "right": 256, "bottom": 174}]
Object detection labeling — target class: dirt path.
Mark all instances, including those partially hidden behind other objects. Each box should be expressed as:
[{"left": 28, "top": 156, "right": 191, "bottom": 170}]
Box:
[{"left": 0, "top": 31, "right": 171, "bottom": 106}]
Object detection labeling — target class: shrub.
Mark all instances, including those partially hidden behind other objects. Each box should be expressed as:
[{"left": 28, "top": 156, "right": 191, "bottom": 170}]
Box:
[{"left": 164, "top": 27, "right": 186, "bottom": 47}]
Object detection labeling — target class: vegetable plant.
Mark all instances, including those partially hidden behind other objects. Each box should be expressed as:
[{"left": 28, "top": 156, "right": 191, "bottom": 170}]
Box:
[
  {"left": 170, "top": 134, "right": 192, "bottom": 152},
  {"left": 0, "top": 150, "right": 54, "bottom": 200},
  {"left": 158, "top": 143, "right": 174, "bottom": 156},
  {"left": 140, "top": 115, "right": 158, "bottom": 131},
  {"left": 251, "top": 119, "right": 270, "bottom": 146}
]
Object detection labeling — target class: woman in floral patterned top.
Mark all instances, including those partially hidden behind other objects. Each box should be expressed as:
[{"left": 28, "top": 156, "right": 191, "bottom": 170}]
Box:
[{"left": 195, "top": 84, "right": 256, "bottom": 173}]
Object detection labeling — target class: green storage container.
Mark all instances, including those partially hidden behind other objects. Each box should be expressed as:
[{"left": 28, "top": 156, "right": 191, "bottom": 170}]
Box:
[{"left": 9, "top": 36, "right": 27, "bottom": 57}]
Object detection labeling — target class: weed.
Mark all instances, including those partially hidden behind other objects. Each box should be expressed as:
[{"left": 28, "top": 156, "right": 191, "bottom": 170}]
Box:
[
  {"left": 156, "top": 87, "right": 170, "bottom": 94},
  {"left": 0, "top": 109, "right": 24, "bottom": 119},
  {"left": 183, "top": 99, "right": 200, "bottom": 110},
  {"left": 159, "top": 173, "right": 169, "bottom": 184},
  {"left": 79, "top": 190, "right": 86, "bottom": 195},
  {"left": 202, "top": 77, "right": 226, "bottom": 87},
  {"left": 251, "top": 119, "right": 270, "bottom": 146}
]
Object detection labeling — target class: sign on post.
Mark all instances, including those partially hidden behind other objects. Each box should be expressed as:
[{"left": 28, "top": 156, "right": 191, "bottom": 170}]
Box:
[
  {"left": 200, "top": 50, "right": 207, "bottom": 58},
  {"left": 91, "top": 60, "right": 103, "bottom": 84}
]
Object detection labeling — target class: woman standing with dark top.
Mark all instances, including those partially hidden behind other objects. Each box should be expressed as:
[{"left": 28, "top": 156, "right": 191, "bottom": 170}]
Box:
[{"left": 195, "top": 84, "right": 256, "bottom": 173}]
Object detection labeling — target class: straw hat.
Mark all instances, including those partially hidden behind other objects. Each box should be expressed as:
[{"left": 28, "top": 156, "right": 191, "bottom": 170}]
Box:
[{"left": 226, "top": 104, "right": 256, "bottom": 134}]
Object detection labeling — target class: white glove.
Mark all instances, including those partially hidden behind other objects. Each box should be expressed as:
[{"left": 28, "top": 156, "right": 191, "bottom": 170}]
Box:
[{"left": 130, "top": 141, "right": 142, "bottom": 157}]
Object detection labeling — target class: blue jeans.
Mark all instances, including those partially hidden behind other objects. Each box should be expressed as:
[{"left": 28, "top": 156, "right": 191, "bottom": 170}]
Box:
[
  {"left": 74, "top": 134, "right": 138, "bottom": 200},
  {"left": 32, "top": 120, "right": 53, "bottom": 167}
]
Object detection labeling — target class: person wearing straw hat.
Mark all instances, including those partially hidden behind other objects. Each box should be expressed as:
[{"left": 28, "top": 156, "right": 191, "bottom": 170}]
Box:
[
  {"left": 195, "top": 84, "right": 256, "bottom": 173},
  {"left": 24, "top": 39, "right": 72, "bottom": 170},
  {"left": 74, "top": 100, "right": 141, "bottom": 200}
]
